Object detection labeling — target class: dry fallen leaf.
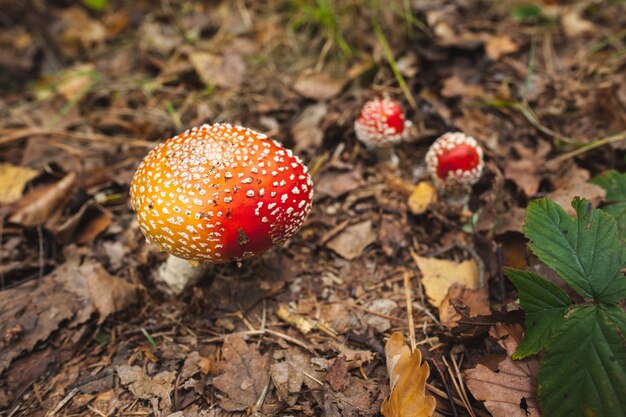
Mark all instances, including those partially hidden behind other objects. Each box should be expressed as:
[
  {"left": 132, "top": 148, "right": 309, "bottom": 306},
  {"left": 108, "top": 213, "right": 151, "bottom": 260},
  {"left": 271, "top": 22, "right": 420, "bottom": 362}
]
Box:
[
  {"left": 365, "top": 299, "right": 398, "bottom": 332},
  {"left": 546, "top": 181, "right": 605, "bottom": 216},
  {"left": 439, "top": 283, "right": 491, "bottom": 328},
  {"left": 59, "top": 6, "right": 106, "bottom": 54},
  {"left": 270, "top": 348, "right": 310, "bottom": 406},
  {"left": 55, "top": 64, "right": 98, "bottom": 102},
  {"left": 315, "top": 168, "right": 365, "bottom": 198},
  {"left": 414, "top": 255, "right": 479, "bottom": 306},
  {"left": 138, "top": 19, "right": 183, "bottom": 56},
  {"left": 323, "top": 377, "right": 382, "bottom": 417},
  {"left": 54, "top": 201, "right": 113, "bottom": 244},
  {"left": 292, "top": 103, "right": 327, "bottom": 153},
  {"left": 485, "top": 35, "right": 518, "bottom": 60},
  {"left": 294, "top": 71, "right": 345, "bottom": 100},
  {"left": 504, "top": 143, "right": 551, "bottom": 197},
  {"left": 9, "top": 172, "right": 77, "bottom": 226},
  {"left": 0, "top": 247, "right": 137, "bottom": 373},
  {"left": 407, "top": 181, "right": 437, "bottom": 215},
  {"left": 465, "top": 324, "right": 541, "bottom": 417},
  {"left": 327, "top": 355, "right": 350, "bottom": 392},
  {"left": 326, "top": 221, "right": 376, "bottom": 260},
  {"left": 213, "top": 334, "right": 270, "bottom": 412},
  {"left": 331, "top": 341, "right": 375, "bottom": 370},
  {"left": 116, "top": 365, "right": 175, "bottom": 409},
  {"left": 441, "top": 75, "right": 485, "bottom": 98},
  {"left": 381, "top": 332, "right": 436, "bottom": 417},
  {"left": 561, "top": 9, "right": 595, "bottom": 38},
  {"left": 0, "top": 163, "right": 38, "bottom": 204},
  {"left": 189, "top": 51, "right": 246, "bottom": 89},
  {"left": 181, "top": 351, "right": 213, "bottom": 381},
  {"left": 378, "top": 215, "right": 408, "bottom": 258}
]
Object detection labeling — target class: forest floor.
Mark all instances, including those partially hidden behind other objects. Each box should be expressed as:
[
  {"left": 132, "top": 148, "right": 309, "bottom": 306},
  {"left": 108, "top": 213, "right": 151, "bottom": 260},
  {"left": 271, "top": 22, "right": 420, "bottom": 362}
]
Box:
[{"left": 0, "top": 1, "right": 625, "bottom": 416}]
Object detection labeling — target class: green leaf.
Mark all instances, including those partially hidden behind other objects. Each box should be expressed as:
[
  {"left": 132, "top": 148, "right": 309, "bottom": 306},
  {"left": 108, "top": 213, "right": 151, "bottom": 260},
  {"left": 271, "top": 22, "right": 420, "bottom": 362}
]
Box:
[
  {"left": 591, "top": 170, "right": 626, "bottom": 237},
  {"left": 83, "top": 0, "right": 107, "bottom": 11},
  {"left": 591, "top": 170, "right": 626, "bottom": 201},
  {"left": 510, "top": 4, "right": 543, "bottom": 21},
  {"left": 603, "top": 202, "right": 626, "bottom": 239},
  {"left": 523, "top": 197, "right": 626, "bottom": 303},
  {"left": 538, "top": 306, "right": 626, "bottom": 417},
  {"left": 505, "top": 269, "right": 571, "bottom": 359},
  {"left": 602, "top": 304, "right": 626, "bottom": 340}
]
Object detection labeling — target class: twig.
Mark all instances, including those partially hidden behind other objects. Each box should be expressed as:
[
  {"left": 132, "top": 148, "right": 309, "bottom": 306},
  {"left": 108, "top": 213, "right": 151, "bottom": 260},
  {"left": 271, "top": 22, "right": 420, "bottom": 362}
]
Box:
[
  {"left": 451, "top": 355, "right": 478, "bottom": 417},
  {"left": 303, "top": 371, "right": 324, "bottom": 386},
  {"left": 443, "top": 356, "right": 476, "bottom": 417},
  {"left": 46, "top": 388, "right": 78, "bottom": 416},
  {"left": 201, "top": 329, "right": 317, "bottom": 355},
  {"left": 87, "top": 405, "right": 108, "bottom": 417},
  {"left": 433, "top": 362, "right": 459, "bottom": 417},
  {"left": 0, "top": 128, "right": 154, "bottom": 148},
  {"left": 341, "top": 301, "right": 409, "bottom": 324},
  {"left": 403, "top": 272, "right": 416, "bottom": 352},
  {"left": 426, "top": 384, "right": 491, "bottom": 417},
  {"left": 252, "top": 372, "right": 272, "bottom": 413}
]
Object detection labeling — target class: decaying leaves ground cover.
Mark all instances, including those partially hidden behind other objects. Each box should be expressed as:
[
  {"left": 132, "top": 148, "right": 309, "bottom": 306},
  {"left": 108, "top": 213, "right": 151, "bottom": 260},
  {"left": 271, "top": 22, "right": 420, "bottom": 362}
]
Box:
[{"left": 0, "top": 0, "right": 625, "bottom": 416}]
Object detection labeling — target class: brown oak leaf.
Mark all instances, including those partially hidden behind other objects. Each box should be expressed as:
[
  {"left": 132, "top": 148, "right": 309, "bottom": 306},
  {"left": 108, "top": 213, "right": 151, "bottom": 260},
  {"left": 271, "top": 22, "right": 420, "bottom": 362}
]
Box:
[
  {"left": 381, "top": 332, "right": 436, "bottom": 417},
  {"left": 212, "top": 334, "right": 270, "bottom": 412},
  {"left": 465, "top": 324, "right": 541, "bottom": 417},
  {"left": 116, "top": 365, "right": 175, "bottom": 409}
]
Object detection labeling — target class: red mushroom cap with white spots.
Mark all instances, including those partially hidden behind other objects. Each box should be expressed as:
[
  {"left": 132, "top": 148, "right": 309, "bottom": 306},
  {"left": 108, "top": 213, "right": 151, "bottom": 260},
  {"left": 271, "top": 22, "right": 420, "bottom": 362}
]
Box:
[
  {"left": 354, "top": 98, "right": 408, "bottom": 148},
  {"left": 130, "top": 123, "right": 313, "bottom": 263},
  {"left": 425, "top": 132, "right": 484, "bottom": 191}
]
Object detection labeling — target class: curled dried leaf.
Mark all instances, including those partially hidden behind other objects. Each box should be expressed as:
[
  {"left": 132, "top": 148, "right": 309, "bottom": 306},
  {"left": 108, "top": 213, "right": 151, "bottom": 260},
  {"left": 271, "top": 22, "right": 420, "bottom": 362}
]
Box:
[{"left": 381, "top": 332, "right": 436, "bottom": 417}]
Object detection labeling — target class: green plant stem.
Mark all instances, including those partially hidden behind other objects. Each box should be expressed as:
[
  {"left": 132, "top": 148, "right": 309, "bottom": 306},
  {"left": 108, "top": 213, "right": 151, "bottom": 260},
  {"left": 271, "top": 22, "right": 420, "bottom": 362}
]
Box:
[
  {"left": 370, "top": 14, "right": 416, "bottom": 108},
  {"left": 547, "top": 130, "right": 626, "bottom": 167}
]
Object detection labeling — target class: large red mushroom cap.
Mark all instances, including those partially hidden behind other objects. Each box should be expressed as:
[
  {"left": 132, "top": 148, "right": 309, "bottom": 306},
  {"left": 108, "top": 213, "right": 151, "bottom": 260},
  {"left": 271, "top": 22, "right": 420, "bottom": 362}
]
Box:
[
  {"left": 130, "top": 123, "right": 313, "bottom": 263},
  {"left": 425, "top": 132, "right": 484, "bottom": 191},
  {"left": 354, "top": 98, "right": 408, "bottom": 148}
]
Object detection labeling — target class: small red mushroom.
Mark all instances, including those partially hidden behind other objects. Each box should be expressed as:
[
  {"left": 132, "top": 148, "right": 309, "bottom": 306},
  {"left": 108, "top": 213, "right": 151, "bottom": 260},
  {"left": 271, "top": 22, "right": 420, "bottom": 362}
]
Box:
[
  {"left": 354, "top": 97, "right": 410, "bottom": 165},
  {"left": 425, "top": 132, "right": 483, "bottom": 196},
  {"left": 130, "top": 123, "right": 313, "bottom": 292}
]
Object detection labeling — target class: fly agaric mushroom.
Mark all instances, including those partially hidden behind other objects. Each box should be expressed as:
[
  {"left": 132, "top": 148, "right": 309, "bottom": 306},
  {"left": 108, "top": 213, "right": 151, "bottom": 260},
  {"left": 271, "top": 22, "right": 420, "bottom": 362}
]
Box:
[
  {"left": 354, "top": 97, "right": 411, "bottom": 165},
  {"left": 425, "top": 132, "right": 483, "bottom": 204},
  {"left": 130, "top": 123, "right": 313, "bottom": 293}
]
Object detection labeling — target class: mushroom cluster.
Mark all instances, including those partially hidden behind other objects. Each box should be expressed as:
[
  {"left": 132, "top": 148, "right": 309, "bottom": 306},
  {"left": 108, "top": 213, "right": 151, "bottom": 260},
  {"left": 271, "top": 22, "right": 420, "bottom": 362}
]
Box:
[{"left": 130, "top": 123, "right": 313, "bottom": 292}]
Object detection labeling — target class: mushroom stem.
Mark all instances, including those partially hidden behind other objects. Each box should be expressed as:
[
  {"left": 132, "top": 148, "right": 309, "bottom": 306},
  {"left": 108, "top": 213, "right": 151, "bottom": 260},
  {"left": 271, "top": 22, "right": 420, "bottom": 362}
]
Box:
[
  {"left": 439, "top": 186, "right": 472, "bottom": 208},
  {"left": 372, "top": 145, "right": 399, "bottom": 167},
  {"left": 158, "top": 256, "right": 209, "bottom": 294}
]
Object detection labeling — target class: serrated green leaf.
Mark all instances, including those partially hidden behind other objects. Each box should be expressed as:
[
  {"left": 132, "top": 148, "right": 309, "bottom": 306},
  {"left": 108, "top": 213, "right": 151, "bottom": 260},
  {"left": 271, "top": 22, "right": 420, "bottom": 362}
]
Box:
[
  {"left": 591, "top": 170, "right": 626, "bottom": 201},
  {"left": 602, "top": 304, "right": 626, "bottom": 339},
  {"left": 602, "top": 202, "right": 626, "bottom": 239},
  {"left": 505, "top": 269, "right": 571, "bottom": 359},
  {"left": 538, "top": 306, "right": 626, "bottom": 417},
  {"left": 591, "top": 170, "right": 626, "bottom": 238},
  {"left": 523, "top": 197, "right": 626, "bottom": 303}
]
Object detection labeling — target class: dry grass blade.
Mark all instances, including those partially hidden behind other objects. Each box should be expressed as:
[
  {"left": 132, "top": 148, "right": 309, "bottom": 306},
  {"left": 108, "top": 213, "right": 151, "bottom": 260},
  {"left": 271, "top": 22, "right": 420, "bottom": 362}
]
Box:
[
  {"left": 546, "top": 130, "right": 626, "bottom": 167},
  {"left": 381, "top": 332, "right": 436, "bottom": 417}
]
